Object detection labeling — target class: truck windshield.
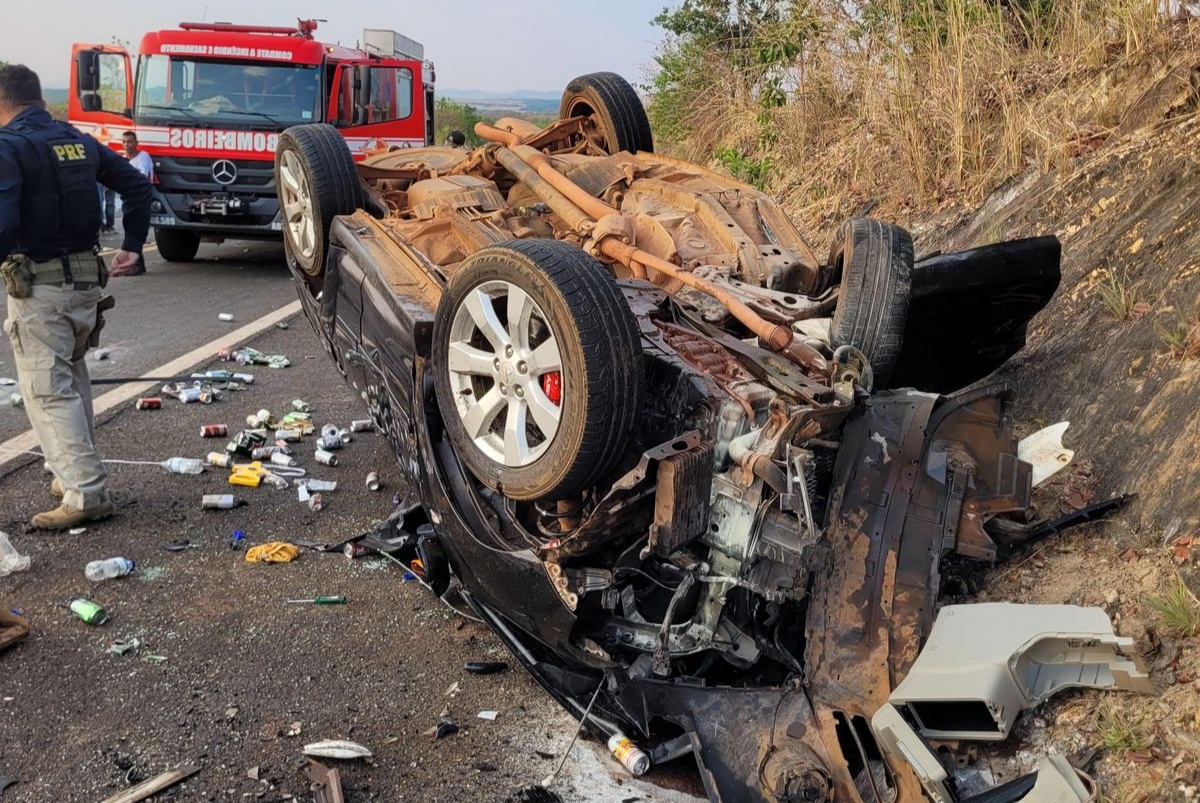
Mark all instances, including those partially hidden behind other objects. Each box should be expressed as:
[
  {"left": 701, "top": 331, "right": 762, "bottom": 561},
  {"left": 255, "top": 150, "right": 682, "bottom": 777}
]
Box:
[{"left": 135, "top": 55, "right": 322, "bottom": 127}]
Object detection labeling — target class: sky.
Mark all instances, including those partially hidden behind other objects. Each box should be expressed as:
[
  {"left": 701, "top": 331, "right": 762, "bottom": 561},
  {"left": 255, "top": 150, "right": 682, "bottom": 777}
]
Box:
[{"left": 1, "top": 0, "right": 666, "bottom": 92}]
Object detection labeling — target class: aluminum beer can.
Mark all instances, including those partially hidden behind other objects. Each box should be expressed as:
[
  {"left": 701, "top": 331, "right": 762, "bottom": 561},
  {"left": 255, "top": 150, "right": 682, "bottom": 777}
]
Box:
[
  {"left": 206, "top": 451, "right": 234, "bottom": 468},
  {"left": 365, "top": 472, "right": 381, "bottom": 491},
  {"left": 201, "top": 494, "right": 240, "bottom": 510},
  {"left": 291, "top": 399, "right": 312, "bottom": 413},
  {"left": 69, "top": 597, "right": 109, "bottom": 626},
  {"left": 314, "top": 449, "right": 338, "bottom": 467},
  {"left": 200, "top": 424, "right": 228, "bottom": 438},
  {"left": 270, "top": 451, "right": 298, "bottom": 468},
  {"left": 320, "top": 424, "right": 339, "bottom": 439},
  {"left": 135, "top": 397, "right": 162, "bottom": 410},
  {"left": 349, "top": 419, "right": 374, "bottom": 432},
  {"left": 343, "top": 542, "right": 369, "bottom": 559},
  {"left": 250, "top": 446, "right": 278, "bottom": 461},
  {"left": 275, "top": 429, "right": 302, "bottom": 442},
  {"left": 315, "top": 436, "right": 343, "bottom": 451}
]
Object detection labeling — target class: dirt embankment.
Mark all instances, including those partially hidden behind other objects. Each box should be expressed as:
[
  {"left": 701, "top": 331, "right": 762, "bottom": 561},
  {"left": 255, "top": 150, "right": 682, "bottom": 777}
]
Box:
[{"left": 901, "top": 68, "right": 1200, "bottom": 802}]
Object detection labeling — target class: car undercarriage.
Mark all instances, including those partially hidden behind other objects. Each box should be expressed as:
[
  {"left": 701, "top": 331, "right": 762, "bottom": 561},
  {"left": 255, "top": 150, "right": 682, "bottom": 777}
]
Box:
[{"left": 275, "top": 72, "right": 1153, "bottom": 803}]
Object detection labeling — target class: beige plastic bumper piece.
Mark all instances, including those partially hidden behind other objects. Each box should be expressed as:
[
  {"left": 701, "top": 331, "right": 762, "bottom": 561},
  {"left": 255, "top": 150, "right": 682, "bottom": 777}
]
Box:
[
  {"left": 872, "top": 703, "right": 1100, "bottom": 803},
  {"left": 887, "top": 604, "right": 1152, "bottom": 741}
]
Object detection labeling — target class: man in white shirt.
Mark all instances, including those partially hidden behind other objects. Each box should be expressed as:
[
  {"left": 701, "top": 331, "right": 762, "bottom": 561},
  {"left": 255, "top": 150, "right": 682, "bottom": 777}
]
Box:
[
  {"left": 121, "top": 131, "right": 154, "bottom": 180},
  {"left": 121, "top": 131, "right": 154, "bottom": 274}
]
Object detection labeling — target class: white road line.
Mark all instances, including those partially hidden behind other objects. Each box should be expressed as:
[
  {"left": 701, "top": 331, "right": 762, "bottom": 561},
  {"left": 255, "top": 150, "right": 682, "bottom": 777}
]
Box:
[{"left": 0, "top": 299, "right": 301, "bottom": 470}]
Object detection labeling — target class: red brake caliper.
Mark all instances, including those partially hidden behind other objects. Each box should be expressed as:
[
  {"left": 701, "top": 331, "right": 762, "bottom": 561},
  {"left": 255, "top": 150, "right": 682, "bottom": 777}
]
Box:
[{"left": 541, "top": 372, "right": 562, "bottom": 406}]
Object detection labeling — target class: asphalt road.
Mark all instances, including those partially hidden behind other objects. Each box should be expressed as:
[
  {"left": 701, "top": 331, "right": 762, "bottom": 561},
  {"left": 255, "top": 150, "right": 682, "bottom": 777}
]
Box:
[
  {"left": 0, "top": 238, "right": 706, "bottom": 803},
  {"left": 0, "top": 231, "right": 297, "bottom": 443}
]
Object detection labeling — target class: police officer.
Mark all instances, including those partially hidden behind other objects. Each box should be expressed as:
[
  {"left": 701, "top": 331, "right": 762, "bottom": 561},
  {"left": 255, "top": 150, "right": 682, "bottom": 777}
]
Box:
[{"left": 0, "top": 64, "right": 151, "bottom": 530}]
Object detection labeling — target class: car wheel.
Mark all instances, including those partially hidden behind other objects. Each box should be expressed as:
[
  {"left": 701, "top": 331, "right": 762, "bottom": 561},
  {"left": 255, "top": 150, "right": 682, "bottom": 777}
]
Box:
[
  {"left": 154, "top": 228, "right": 200, "bottom": 262},
  {"left": 432, "top": 240, "right": 644, "bottom": 502},
  {"left": 275, "top": 124, "right": 360, "bottom": 278},
  {"left": 828, "top": 218, "right": 914, "bottom": 387},
  {"left": 559, "top": 72, "right": 654, "bottom": 155}
]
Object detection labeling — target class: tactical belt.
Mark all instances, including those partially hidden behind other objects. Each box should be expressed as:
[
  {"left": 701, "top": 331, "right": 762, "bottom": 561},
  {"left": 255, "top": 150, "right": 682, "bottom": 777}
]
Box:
[{"left": 30, "top": 251, "right": 100, "bottom": 288}]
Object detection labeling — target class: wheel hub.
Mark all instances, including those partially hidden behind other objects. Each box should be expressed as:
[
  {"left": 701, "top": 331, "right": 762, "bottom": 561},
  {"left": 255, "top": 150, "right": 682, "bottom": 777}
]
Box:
[{"left": 446, "top": 280, "right": 564, "bottom": 468}]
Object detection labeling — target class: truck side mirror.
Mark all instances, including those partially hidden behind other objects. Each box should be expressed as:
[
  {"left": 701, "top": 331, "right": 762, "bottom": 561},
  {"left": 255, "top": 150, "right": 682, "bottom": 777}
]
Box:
[
  {"left": 354, "top": 65, "right": 372, "bottom": 125},
  {"left": 76, "top": 51, "right": 101, "bottom": 93},
  {"left": 80, "top": 93, "right": 102, "bottom": 112}
]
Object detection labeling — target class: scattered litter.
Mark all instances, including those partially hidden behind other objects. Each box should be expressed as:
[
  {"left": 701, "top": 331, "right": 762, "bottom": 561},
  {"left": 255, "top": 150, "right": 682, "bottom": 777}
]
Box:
[
  {"left": 97, "top": 764, "right": 201, "bottom": 803},
  {"left": 349, "top": 419, "right": 373, "bottom": 433},
  {"left": 0, "top": 532, "right": 31, "bottom": 576},
  {"left": 424, "top": 716, "right": 459, "bottom": 739},
  {"left": 299, "top": 479, "right": 337, "bottom": 492},
  {"left": 285, "top": 721, "right": 303, "bottom": 737},
  {"left": 298, "top": 759, "right": 343, "bottom": 800},
  {"left": 276, "top": 321, "right": 289, "bottom": 330},
  {"left": 8, "top": 393, "right": 22, "bottom": 409},
  {"left": 161, "top": 457, "right": 205, "bottom": 475},
  {"left": 285, "top": 596, "right": 346, "bottom": 605},
  {"left": 245, "top": 542, "right": 299, "bottom": 563},
  {"left": 201, "top": 494, "right": 245, "bottom": 510},
  {"left": 308, "top": 493, "right": 324, "bottom": 512},
  {"left": 68, "top": 527, "right": 87, "bottom": 535},
  {"left": 68, "top": 597, "right": 108, "bottom": 626},
  {"left": 135, "top": 397, "right": 161, "bottom": 410},
  {"left": 472, "top": 761, "right": 497, "bottom": 772},
  {"left": 465, "top": 661, "right": 509, "bottom": 675},
  {"left": 291, "top": 399, "right": 311, "bottom": 413},
  {"left": 0, "top": 610, "right": 31, "bottom": 652},
  {"left": 365, "top": 471, "right": 381, "bottom": 491},
  {"left": 162, "top": 540, "right": 199, "bottom": 552},
  {"left": 200, "top": 424, "right": 228, "bottom": 438},
  {"left": 205, "top": 452, "right": 234, "bottom": 469},
  {"left": 343, "top": 542, "right": 370, "bottom": 559},
  {"left": 246, "top": 766, "right": 259, "bottom": 781},
  {"left": 477, "top": 710, "right": 499, "bottom": 721},
  {"left": 298, "top": 484, "right": 311, "bottom": 502},
  {"left": 314, "top": 449, "right": 338, "bottom": 466},
  {"left": 302, "top": 739, "right": 373, "bottom": 760},
  {"left": 140, "top": 653, "right": 167, "bottom": 663},
  {"left": 226, "top": 706, "right": 239, "bottom": 720},
  {"left": 607, "top": 732, "right": 651, "bottom": 776},
  {"left": 0, "top": 377, "right": 14, "bottom": 385},
  {"left": 444, "top": 681, "right": 460, "bottom": 696},
  {"left": 1018, "top": 421, "right": 1076, "bottom": 487},
  {"left": 106, "top": 638, "right": 141, "bottom": 656},
  {"left": 85, "top": 557, "right": 135, "bottom": 582},
  {"left": 229, "top": 530, "right": 247, "bottom": 551},
  {"left": 92, "top": 348, "right": 111, "bottom": 360},
  {"left": 218, "top": 312, "right": 234, "bottom": 322}
]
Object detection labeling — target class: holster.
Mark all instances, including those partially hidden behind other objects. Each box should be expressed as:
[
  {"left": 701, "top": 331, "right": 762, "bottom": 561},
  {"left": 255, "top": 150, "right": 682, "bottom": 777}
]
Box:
[
  {"left": 1, "top": 254, "right": 34, "bottom": 299},
  {"left": 88, "top": 294, "right": 116, "bottom": 349},
  {"left": 94, "top": 247, "right": 108, "bottom": 288}
]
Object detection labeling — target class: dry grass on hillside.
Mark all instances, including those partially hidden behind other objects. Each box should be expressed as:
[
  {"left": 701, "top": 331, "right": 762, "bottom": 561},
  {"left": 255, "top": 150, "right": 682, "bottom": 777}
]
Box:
[{"left": 654, "top": 3, "right": 1200, "bottom": 238}]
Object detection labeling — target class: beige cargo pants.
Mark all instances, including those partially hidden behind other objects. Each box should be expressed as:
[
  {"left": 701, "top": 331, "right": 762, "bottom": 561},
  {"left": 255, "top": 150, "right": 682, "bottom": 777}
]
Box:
[{"left": 4, "top": 284, "right": 108, "bottom": 510}]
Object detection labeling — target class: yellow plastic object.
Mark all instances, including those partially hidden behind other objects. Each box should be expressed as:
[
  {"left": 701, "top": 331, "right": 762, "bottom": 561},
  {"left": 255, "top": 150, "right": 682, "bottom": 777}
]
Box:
[
  {"left": 229, "top": 461, "right": 267, "bottom": 488},
  {"left": 245, "top": 542, "right": 300, "bottom": 563}
]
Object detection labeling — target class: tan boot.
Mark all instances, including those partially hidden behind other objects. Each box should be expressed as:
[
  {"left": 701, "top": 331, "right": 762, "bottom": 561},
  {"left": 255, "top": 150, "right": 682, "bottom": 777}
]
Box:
[
  {"left": 30, "top": 501, "right": 114, "bottom": 530},
  {"left": 50, "top": 477, "right": 64, "bottom": 499}
]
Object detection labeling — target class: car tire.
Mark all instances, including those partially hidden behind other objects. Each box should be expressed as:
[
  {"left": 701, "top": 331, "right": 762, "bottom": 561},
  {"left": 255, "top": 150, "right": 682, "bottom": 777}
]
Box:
[
  {"left": 275, "top": 124, "right": 360, "bottom": 277},
  {"left": 828, "top": 218, "right": 914, "bottom": 387},
  {"left": 559, "top": 72, "right": 654, "bottom": 155},
  {"left": 154, "top": 228, "right": 200, "bottom": 262},
  {"left": 432, "top": 240, "right": 644, "bottom": 502}
]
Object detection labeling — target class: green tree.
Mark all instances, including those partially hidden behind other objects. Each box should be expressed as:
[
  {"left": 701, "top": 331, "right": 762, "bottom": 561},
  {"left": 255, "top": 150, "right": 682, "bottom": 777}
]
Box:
[{"left": 434, "top": 98, "right": 484, "bottom": 147}]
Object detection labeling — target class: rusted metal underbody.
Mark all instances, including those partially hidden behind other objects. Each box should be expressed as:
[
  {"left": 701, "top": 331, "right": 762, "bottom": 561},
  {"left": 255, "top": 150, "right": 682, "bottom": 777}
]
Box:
[{"left": 319, "top": 110, "right": 1111, "bottom": 803}]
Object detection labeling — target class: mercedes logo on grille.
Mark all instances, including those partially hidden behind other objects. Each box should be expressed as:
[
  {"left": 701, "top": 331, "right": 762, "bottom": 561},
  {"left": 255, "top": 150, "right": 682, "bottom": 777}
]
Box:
[{"left": 212, "top": 159, "right": 238, "bottom": 186}]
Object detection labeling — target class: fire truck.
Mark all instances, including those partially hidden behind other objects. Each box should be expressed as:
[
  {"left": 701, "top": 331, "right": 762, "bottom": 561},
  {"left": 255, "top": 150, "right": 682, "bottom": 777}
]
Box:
[{"left": 68, "top": 20, "right": 434, "bottom": 262}]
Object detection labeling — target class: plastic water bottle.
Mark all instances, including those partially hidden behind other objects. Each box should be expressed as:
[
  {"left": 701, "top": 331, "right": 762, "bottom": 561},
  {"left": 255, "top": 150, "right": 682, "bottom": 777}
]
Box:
[
  {"left": 162, "top": 457, "right": 205, "bottom": 475},
  {"left": 84, "top": 557, "right": 135, "bottom": 582},
  {"left": 0, "top": 531, "right": 31, "bottom": 576}
]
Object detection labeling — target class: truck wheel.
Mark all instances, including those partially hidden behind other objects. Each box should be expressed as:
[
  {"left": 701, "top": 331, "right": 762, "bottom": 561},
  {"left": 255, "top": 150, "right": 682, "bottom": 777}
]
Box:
[
  {"left": 829, "top": 218, "right": 913, "bottom": 387},
  {"left": 432, "top": 240, "right": 644, "bottom": 502},
  {"left": 155, "top": 228, "right": 200, "bottom": 262},
  {"left": 275, "top": 124, "right": 360, "bottom": 277},
  {"left": 559, "top": 72, "right": 654, "bottom": 155}
]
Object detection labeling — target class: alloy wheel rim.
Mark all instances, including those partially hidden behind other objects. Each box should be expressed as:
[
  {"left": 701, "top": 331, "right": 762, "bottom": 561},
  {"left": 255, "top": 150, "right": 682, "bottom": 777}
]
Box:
[
  {"left": 447, "top": 280, "right": 564, "bottom": 467},
  {"left": 278, "top": 149, "right": 316, "bottom": 260}
]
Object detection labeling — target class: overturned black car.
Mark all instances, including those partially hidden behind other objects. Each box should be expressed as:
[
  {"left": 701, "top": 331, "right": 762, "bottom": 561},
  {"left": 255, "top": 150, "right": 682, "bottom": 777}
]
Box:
[{"left": 275, "top": 72, "right": 1150, "bottom": 803}]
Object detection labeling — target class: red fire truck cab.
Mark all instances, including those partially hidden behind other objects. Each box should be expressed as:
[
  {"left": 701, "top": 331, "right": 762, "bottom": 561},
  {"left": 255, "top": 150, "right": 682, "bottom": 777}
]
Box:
[{"left": 69, "top": 20, "right": 433, "bottom": 262}]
